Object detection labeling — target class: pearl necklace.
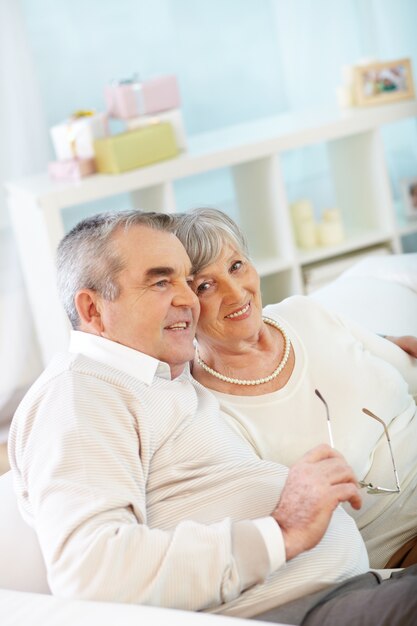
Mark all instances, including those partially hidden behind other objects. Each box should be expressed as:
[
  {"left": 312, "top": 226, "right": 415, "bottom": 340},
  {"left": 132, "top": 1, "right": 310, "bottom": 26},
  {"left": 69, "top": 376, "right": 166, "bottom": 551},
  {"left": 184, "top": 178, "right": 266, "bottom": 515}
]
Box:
[{"left": 195, "top": 317, "right": 291, "bottom": 386}]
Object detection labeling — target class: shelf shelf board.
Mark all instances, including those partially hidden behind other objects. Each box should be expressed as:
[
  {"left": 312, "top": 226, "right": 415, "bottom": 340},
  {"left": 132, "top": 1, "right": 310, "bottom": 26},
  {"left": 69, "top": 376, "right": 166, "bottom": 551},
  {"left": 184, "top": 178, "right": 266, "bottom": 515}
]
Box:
[
  {"left": 190, "top": 99, "right": 417, "bottom": 158},
  {"left": 254, "top": 257, "right": 294, "bottom": 277},
  {"left": 6, "top": 100, "right": 417, "bottom": 211},
  {"left": 296, "top": 230, "right": 392, "bottom": 266}
]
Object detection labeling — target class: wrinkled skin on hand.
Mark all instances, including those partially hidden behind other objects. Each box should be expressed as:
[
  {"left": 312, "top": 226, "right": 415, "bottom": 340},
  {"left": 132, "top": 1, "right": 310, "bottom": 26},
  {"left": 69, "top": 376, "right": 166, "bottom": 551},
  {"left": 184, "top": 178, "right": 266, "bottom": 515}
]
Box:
[{"left": 271, "top": 444, "right": 362, "bottom": 561}]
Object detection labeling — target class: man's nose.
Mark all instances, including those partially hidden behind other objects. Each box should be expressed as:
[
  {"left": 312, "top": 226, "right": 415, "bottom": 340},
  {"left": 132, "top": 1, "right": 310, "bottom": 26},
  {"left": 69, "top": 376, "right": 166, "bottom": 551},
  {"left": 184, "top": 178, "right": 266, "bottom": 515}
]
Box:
[{"left": 173, "top": 281, "right": 199, "bottom": 307}]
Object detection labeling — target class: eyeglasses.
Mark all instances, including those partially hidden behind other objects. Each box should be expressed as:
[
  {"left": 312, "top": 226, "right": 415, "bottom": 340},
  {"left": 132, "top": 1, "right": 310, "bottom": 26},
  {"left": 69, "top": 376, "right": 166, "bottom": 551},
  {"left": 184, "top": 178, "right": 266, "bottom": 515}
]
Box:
[{"left": 315, "top": 389, "right": 401, "bottom": 495}]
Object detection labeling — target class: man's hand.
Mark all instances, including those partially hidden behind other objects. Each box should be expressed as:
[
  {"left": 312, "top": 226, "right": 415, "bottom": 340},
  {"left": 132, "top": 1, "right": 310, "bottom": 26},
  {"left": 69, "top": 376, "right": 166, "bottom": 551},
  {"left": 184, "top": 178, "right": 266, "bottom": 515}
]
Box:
[
  {"left": 271, "top": 444, "right": 362, "bottom": 561},
  {"left": 386, "top": 335, "right": 417, "bottom": 358}
]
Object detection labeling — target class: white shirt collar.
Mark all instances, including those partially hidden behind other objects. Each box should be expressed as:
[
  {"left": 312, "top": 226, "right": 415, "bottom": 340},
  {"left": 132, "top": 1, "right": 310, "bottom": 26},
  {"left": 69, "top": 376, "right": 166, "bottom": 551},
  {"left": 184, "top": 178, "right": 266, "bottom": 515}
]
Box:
[{"left": 69, "top": 330, "right": 174, "bottom": 385}]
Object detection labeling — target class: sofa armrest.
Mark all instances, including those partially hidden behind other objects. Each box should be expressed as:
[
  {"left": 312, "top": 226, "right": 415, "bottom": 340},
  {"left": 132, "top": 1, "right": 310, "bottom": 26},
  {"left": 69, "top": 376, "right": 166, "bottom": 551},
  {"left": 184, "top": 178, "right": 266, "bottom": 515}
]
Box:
[{"left": 0, "top": 471, "right": 49, "bottom": 593}]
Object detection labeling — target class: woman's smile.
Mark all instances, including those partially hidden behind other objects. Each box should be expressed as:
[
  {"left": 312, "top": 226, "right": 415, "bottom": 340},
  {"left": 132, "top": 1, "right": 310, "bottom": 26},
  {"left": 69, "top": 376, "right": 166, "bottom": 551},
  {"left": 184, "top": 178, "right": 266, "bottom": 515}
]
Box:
[{"left": 224, "top": 302, "right": 251, "bottom": 320}]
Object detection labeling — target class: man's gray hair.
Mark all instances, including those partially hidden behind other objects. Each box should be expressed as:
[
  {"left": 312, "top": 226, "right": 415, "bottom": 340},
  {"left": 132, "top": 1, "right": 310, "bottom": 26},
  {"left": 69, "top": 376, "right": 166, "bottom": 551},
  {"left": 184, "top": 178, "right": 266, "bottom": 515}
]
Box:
[
  {"left": 57, "top": 209, "right": 176, "bottom": 329},
  {"left": 173, "top": 207, "right": 250, "bottom": 274}
]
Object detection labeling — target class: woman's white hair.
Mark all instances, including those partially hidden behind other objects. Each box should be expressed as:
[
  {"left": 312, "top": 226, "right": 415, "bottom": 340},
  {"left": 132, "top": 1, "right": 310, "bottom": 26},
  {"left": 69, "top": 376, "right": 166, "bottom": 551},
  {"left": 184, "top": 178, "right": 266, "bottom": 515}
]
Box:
[
  {"left": 173, "top": 207, "right": 250, "bottom": 273},
  {"left": 57, "top": 209, "right": 176, "bottom": 329}
]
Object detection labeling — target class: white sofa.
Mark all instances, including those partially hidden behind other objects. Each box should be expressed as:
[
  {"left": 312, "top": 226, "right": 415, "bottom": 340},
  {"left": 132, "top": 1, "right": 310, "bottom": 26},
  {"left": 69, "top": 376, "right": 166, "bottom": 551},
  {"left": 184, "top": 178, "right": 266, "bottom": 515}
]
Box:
[
  {"left": 0, "top": 587, "right": 273, "bottom": 626},
  {"left": 1, "top": 253, "right": 416, "bottom": 625}
]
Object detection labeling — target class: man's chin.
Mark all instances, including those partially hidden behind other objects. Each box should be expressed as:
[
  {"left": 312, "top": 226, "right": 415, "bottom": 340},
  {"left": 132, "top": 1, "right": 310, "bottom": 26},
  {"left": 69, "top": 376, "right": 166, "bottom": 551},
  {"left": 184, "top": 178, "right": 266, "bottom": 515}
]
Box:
[
  {"left": 165, "top": 351, "right": 194, "bottom": 378},
  {"left": 173, "top": 347, "right": 195, "bottom": 366},
  {"left": 161, "top": 343, "right": 195, "bottom": 367}
]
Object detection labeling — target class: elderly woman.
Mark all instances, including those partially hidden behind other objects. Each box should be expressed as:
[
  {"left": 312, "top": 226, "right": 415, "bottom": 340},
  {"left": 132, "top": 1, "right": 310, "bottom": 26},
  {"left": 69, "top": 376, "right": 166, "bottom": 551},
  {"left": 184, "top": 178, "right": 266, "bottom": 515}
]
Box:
[{"left": 174, "top": 207, "right": 417, "bottom": 570}]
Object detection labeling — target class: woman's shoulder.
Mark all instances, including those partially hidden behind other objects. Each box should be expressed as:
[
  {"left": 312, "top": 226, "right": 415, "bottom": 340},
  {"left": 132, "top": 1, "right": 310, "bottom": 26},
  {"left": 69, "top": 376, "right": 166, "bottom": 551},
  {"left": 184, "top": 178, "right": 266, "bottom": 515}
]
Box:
[
  {"left": 263, "top": 295, "right": 345, "bottom": 340},
  {"left": 263, "top": 294, "right": 329, "bottom": 319}
]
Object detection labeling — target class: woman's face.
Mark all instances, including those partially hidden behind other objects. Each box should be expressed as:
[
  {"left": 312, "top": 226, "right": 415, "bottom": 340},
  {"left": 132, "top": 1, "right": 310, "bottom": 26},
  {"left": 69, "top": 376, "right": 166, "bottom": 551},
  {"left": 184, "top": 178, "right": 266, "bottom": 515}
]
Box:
[{"left": 192, "top": 242, "right": 263, "bottom": 349}]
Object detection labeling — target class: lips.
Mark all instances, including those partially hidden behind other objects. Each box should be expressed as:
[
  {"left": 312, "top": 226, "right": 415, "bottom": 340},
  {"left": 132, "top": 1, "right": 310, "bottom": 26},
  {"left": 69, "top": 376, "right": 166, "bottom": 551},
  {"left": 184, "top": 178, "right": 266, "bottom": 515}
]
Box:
[
  {"left": 225, "top": 302, "right": 250, "bottom": 319},
  {"left": 165, "top": 321, "right": 190, "bottom": 330}
]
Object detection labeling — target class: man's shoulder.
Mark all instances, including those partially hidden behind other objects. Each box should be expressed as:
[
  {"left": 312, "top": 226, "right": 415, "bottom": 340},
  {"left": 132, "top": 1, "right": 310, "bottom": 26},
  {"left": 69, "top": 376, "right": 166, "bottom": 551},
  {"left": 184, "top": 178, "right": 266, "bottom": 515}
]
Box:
[
  {"left": 20, "top": 351, "right": 147, "bottom": 405},
  {"left": 27, "top": 351, "right": 79, "bottom": 390}
]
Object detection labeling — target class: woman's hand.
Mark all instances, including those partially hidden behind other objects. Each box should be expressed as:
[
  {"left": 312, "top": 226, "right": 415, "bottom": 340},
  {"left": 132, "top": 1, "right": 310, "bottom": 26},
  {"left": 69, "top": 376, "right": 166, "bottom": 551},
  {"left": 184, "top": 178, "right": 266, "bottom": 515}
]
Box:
[
  {"left": 386, "top": 335, "right": 417, "bottom": 358},
  {"left": 271, "top": 444, "right": 362, "bottom": 561}
]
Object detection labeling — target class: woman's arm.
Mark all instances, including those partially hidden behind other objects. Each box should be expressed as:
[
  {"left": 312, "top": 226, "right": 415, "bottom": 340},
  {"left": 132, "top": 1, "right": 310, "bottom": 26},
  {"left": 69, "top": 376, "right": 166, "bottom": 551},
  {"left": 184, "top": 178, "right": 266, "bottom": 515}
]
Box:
[
  {"left": 335, "top": 315, "right": 417, "bottom": 398},
  {"left": 385, "top": 335, "right": 417, "bottom": 358}
]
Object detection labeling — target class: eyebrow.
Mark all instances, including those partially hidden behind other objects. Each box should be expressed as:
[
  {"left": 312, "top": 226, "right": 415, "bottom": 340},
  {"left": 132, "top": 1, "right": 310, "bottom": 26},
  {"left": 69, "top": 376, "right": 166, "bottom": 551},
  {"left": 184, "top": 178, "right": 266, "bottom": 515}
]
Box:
[
  {"left": 227, "top": 251, "right": 240, "bottom": 263},
  {"left": 144, "top": 267, "right": 175, "bottom": 279},
  {"left": 195, "top": 250, "right": 242, "bottom": 277},
  {"left": 144, "top": 266, "right": 194, "bottom": 280}
]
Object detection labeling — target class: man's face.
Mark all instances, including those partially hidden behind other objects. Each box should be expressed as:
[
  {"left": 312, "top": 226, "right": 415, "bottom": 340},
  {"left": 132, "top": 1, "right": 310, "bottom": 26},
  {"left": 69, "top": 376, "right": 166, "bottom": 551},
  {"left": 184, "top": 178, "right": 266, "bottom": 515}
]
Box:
[{"left": 96, "top": 225, "right": 200, "bottom": 377}]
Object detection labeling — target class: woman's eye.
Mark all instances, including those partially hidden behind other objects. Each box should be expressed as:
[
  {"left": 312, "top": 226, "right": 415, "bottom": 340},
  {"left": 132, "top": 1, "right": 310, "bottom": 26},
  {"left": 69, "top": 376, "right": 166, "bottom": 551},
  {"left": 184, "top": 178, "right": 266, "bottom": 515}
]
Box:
[
  {"left": 230, "top": 260, "right": 243, "bottom": 272},
  {"left": 196, "top": 281, "right": 211, "bottom": 294}
]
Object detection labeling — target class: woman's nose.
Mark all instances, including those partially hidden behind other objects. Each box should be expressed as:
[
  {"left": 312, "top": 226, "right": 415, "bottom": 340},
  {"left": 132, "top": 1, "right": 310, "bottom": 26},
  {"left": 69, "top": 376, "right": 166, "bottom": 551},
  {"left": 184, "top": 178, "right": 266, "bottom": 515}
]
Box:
[{"left": 223, "top": 277, "right": 245, "bottom": 302}]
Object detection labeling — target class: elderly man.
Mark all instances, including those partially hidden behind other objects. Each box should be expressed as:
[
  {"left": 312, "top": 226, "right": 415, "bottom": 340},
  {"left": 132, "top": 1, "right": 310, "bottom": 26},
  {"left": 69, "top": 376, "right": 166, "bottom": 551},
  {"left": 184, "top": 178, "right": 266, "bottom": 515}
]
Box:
[{"left": 8, "top": 210, "right": 417, "bottom": 625}]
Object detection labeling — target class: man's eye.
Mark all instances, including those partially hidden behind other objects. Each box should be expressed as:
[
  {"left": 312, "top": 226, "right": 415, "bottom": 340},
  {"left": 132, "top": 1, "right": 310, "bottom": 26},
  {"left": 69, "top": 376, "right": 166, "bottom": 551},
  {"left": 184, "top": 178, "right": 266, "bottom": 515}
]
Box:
[{"left": 154, "top": 280, "right": 169, "bottom": 288}]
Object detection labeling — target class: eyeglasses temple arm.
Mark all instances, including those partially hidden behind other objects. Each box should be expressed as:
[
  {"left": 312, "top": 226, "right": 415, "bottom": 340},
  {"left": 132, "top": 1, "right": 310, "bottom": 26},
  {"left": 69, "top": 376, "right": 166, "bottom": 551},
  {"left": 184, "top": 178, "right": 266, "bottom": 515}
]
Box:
[
  {"left": 362, "top": 408, "right": 401, "bottom": 491},
  {"left": 315, "top": 389, "right": 335, "bottom": 448}
]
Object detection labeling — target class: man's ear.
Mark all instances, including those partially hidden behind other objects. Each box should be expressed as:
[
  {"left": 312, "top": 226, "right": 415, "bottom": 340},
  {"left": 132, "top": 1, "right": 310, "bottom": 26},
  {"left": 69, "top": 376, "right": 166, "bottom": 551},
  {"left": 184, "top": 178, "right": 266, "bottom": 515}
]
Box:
[{"left": 74, "top": 289, "right": 104, "bottom": 334}]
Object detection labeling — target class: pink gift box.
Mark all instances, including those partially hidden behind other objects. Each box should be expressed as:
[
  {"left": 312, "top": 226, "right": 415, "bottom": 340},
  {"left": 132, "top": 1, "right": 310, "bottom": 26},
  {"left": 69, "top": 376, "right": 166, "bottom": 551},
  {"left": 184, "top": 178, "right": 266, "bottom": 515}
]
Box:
[
  {"left": 105, "top": 75, "right": 180, "bottom": 119},
  {"left": 48, "top": 158, "right": 96, "bottom": 181}
]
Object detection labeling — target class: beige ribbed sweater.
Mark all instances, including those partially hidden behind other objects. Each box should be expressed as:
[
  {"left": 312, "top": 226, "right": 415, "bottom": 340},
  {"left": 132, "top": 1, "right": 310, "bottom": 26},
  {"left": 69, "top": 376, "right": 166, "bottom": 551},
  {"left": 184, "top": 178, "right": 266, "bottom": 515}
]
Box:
[{"left": 8, "top": 347, "right": 368, "bottom": 617}]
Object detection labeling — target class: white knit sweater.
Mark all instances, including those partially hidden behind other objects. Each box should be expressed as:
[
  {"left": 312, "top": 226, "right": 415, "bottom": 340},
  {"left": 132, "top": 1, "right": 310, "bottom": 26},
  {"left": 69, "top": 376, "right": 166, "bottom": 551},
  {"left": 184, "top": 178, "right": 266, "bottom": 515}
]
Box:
[
  {"left": 8, "top": 332, "right": 368, "bottom": 617},
  {"left": 211, "top": 296, "right": 417, "bottom": 568}
]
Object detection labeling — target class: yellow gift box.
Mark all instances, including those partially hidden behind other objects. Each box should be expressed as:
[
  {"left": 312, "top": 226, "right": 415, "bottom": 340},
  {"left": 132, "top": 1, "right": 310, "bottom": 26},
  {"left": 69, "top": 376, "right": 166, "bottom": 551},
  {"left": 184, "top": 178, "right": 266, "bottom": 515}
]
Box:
[{"left": 94, "top": 122, "right": 178, "bottom": 174}]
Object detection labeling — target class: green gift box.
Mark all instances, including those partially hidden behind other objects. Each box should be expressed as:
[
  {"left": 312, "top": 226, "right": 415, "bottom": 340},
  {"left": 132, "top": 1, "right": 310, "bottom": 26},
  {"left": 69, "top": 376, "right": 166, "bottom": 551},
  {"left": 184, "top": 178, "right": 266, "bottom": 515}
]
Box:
[{"left": 94, "top": 122, "right": 179, "bottom": 174}]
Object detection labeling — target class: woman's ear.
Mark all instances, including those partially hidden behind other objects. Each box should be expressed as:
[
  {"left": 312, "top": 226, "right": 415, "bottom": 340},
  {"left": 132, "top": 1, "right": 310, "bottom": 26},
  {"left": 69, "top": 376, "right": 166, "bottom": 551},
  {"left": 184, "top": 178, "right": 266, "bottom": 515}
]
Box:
[{"left": 74, "top": 289, "right": 104, "bottom": 334}]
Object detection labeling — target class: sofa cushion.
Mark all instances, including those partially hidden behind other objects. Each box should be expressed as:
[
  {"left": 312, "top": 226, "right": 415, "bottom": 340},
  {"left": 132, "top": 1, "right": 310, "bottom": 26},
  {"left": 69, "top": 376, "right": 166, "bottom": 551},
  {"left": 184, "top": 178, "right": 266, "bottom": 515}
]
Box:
[
  {"left": 342, "top": 253, "right": 417, "bottom": 294},
  {"left": 0, "top": 588, "right": 272, "bottom": 626},
  {"left": 311, "top": 253, "right": 417, "bottom": 336}
]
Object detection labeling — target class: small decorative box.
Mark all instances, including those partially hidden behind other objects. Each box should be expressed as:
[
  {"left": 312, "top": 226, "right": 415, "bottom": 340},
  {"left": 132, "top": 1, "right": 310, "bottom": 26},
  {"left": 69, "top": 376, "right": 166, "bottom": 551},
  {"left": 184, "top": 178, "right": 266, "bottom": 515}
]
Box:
[
  {"left": 94, "top": 122, "right": 178, "bottom": 174},
  {"left": 105, "top": 75, "right": 180, "bottom": 119},
  {"left": 50, "top": 111, "right": 108, "bottom": 161},
  {"left": 48, "top": 157, "right": 96, "bottom": 181},
  {"left": 125, "top": 108, "right": 187, "bottom": 151}
]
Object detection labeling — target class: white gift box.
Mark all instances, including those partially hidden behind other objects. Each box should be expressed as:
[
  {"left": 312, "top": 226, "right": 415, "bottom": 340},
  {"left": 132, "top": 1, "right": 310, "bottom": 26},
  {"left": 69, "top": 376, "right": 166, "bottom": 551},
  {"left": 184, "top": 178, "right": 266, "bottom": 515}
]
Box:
[
  {"left": 50, "top": 112, "right": 108, "bottom": 161},
  {"left": 125, "top": 109, "right": 187, "bottom": 151}
]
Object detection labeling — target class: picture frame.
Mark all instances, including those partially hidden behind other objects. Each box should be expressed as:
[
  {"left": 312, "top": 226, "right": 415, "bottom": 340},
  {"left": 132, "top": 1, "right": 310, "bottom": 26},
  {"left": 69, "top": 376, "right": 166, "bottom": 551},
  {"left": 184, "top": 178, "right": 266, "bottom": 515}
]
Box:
[
  {"left": 353, "top": 58, "right": 415, "bottom": 106},
  {"left": 400, "top": 176, "right": 417, "bottom": 219}
]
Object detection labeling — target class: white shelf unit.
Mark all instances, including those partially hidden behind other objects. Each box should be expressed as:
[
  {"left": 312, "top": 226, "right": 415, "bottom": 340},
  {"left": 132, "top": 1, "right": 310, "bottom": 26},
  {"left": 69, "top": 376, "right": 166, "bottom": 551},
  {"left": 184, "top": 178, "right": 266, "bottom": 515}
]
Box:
[{"left": 6, "top": 100, "right": 417, "bottom": 365}]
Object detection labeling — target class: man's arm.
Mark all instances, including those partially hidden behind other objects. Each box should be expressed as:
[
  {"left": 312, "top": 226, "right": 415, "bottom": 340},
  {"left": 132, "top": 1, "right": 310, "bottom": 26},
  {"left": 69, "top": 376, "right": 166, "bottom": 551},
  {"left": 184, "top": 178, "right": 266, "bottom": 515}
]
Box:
[
  {"left": 10, "top": 371, "right": 267, "bottom": 610},
  {"left": 9, "top": 372, "right": 362, "bottom": 611}
]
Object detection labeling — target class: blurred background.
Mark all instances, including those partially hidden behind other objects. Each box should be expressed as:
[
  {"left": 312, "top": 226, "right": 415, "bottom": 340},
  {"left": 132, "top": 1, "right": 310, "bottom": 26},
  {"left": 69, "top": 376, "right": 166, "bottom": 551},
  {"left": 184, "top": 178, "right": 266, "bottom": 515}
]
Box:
[{"left": 1, "top": 0, "right": 417, "bottom": 464}]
